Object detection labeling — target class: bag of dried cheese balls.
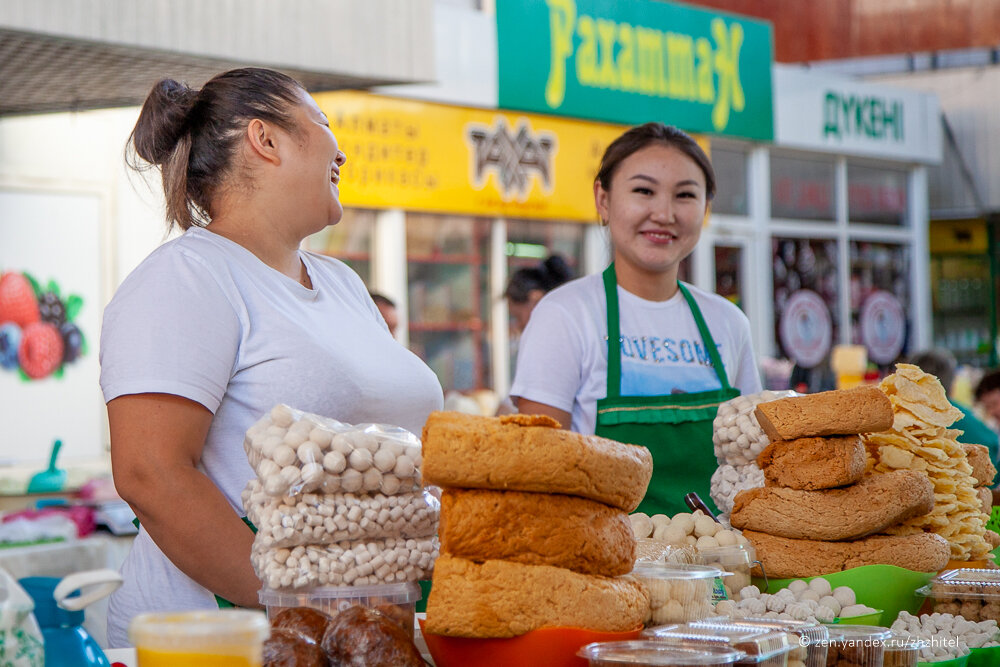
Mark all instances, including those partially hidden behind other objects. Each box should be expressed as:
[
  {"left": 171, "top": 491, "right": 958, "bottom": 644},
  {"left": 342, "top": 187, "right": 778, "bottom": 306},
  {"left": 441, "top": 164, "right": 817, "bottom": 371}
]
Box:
[{"left": 243, "top": 404, "right": 423, "bottom": 498}]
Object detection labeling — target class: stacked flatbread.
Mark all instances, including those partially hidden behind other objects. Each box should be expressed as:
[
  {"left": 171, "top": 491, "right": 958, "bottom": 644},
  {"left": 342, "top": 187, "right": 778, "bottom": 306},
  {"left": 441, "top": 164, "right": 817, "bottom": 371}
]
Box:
[
  {"left": 730, "top": 385, "right": 951, "bottom": 578},
  {"left": 421, "top": 412, "right": 653, "bottom": 638},
  {"left": 864, "top": 364, "right": 999, "bottom": 561}
]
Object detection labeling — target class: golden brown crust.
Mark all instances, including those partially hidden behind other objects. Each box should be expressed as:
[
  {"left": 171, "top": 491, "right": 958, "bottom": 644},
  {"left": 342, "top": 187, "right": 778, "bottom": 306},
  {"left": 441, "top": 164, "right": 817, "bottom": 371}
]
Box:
[
  {"left": 439, "top": 488, "right": 635, "bottom": 576},
  {"left": 757, "top": 435, "right": 867, "bottom": 490},
  {"left": 424, "top": 555, "right": 649, "bottom": 638},
  {"left": 421, "top": 411, "right": 653, "bottom": 512},
  {"left": 964, "top": 443, "right": 998, "bottom": 487},
  {"left": 754, "top": 386, "right": 893, "bottom": 441},
  {"left": 742, "top": 530, "right": 951, "bottom": 578},
  {"left": 730, "top": 470, "right": 935, "bottom": 541},
  {"left": 498, "top": 413, "right": 561, "bottom": 428},
  {"left": 977, "top": 486, "right": 994, "bottom": 516}
]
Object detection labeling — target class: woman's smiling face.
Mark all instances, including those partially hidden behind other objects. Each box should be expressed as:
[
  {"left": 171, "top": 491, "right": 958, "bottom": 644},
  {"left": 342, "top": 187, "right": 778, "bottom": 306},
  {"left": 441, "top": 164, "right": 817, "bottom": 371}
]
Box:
[{"left": 596, "top": 142, "right": 708, "bottom": 286}]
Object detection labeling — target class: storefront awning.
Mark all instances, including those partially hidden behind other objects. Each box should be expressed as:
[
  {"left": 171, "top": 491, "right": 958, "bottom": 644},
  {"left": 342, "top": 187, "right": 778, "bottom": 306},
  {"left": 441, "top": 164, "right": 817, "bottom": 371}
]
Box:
[{"left": 0, "top": 0, "right": 435, "bottom": 116}]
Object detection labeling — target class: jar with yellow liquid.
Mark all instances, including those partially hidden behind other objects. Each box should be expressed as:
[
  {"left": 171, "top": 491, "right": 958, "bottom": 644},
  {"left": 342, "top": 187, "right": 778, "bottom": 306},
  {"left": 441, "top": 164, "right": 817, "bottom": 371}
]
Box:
[{"left": 129, "top": 609, "right": 270, "bottom": 667}]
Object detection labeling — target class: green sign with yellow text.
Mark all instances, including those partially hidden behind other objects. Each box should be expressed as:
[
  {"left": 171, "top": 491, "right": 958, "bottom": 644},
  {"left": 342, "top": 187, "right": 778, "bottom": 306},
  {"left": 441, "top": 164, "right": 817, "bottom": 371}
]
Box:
[{"left": 497, "top": 0, "right": 774, "bottom": 140}]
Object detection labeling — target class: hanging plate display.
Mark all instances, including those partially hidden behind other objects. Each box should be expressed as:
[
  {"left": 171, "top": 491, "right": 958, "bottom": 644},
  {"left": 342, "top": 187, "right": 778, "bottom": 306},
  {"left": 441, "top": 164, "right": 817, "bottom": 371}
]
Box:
[{"left": 779, "top": 289, "right": 832, "bottom": 369}]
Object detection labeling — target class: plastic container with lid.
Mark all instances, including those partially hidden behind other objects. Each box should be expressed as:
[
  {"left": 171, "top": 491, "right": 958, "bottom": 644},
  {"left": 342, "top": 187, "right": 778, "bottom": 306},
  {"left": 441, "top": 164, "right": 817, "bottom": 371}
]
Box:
[
  {"left": 692, "top": 617, "right": 828, "bottom": 667},
  {"left": 129, "top": 609, "right": 270, "bottom": 667},
  {"left": 643, "top": 623, "right": 792, "bottom": 666},
  {"left": 820, "top": 624, "right": 891, "bottom": 667},
  {"left": 917, "top": 568, "right": 1000, "bottom": 622},
  {"left": 578, "top": 640, "right": 745, "bottom": 666},
  {"left": 631, "top": 563, "right": 725, "bottom": 625},
  {"left": 882, "top": 631, "right": 927, "bottom": 667},
  {"left": 693, "top": 544, "right": 756, "bottom": 599},
  {"left": 258, "top": 581, "right": 420, "bottom": 638}
]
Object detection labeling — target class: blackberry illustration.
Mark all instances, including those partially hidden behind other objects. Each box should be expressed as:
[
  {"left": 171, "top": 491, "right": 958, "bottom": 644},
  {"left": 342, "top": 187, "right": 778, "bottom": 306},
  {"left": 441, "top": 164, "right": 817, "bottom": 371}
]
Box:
[{"left": 38, "top": 291, "right": 67, "bottom": 327}]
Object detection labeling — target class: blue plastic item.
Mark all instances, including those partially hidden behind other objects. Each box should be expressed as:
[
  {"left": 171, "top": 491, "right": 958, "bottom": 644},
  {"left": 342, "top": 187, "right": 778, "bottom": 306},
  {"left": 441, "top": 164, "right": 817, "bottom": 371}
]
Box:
[{"left": 18, "top": 569, "right": 122, "bottom": 667}]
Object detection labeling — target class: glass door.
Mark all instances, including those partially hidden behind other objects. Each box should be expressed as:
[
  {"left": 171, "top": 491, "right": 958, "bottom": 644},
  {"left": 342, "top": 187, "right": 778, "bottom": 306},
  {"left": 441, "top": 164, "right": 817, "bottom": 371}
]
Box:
[{"left": 406, "top": 213, "right": 491, "bottom": 392}]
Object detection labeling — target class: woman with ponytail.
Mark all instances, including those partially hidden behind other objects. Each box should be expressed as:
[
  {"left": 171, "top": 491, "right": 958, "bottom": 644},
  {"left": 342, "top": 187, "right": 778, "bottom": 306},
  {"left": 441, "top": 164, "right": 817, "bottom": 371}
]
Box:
[{"left": 99, "top": 68, "right": 442, "bottom": 645}]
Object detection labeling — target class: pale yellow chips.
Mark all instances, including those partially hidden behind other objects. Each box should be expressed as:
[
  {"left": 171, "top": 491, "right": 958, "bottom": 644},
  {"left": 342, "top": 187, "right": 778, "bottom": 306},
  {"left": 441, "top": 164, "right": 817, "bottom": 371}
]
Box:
[{"left": 864, "top": 364, "right": 992, "bottom": 561}]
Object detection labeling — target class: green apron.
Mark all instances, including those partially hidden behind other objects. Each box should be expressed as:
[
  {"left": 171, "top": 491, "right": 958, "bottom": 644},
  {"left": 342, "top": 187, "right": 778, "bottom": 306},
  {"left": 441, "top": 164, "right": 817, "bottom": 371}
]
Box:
[{"left": 595, "top": 264, "right": 739, "bottom": 517}]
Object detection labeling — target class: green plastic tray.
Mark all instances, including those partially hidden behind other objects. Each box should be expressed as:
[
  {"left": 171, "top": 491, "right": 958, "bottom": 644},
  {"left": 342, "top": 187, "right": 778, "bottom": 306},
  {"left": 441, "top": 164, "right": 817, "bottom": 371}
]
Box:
[
  {"left": 828, "top": 610, "right": 883, "bottom": 626},
  {"left": 968, "top": 645, "right": 1000, "bottom": 667},
  {"left": 918, "top": 654, "right": 969, "bottom": 667},
  {"left": 753, "top": 564, "right": 934, "bottom": 626}
]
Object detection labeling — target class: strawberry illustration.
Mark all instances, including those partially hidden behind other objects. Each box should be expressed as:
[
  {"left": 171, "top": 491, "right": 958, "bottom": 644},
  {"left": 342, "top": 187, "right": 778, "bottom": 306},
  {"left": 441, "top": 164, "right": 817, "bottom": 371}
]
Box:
[
  {"left": 18, "top": 321, "right": 64, "bottom": 379},
  {"left": 0, "top": 272, "right": 40, "bottom": 328}
]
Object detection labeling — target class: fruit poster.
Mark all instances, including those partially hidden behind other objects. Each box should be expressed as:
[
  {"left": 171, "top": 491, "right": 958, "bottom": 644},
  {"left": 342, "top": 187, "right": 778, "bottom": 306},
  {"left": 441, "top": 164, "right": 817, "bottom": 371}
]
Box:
[{"left": 0, "top": 189, "right": 104, "bottom": 465}]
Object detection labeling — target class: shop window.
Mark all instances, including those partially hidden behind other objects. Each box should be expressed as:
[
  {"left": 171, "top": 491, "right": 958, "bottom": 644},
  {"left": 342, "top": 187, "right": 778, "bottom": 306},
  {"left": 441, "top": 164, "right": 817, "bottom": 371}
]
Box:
[
  {"left": 770, "top": 155, "right": 835, "bottom": 221},
  {"left": 847, "top": 163, "right": 908, "bottom": 226},
  {"left": 406, "top": 213, "right": 491, "bottom": 392},
  {"left": 714, "top": 245, "right": 744, "bottom": 311},
  {"left": 772, "top": 237, "right": 840, "bottom": 371},
  {"left": 849, "top": 242, "right": 910, "bottom": 368},
  {"left": 505, "top": 218, "right": 586, "bottom": 278},
  {"left": 302, "top": 207, "right": 376, "bottom": 284},
  {"left": 931, "top": 253, "right": 992, "bottom": 368},
  {"left": 710, "top": 146, "right": 749, "bottom": 216}
]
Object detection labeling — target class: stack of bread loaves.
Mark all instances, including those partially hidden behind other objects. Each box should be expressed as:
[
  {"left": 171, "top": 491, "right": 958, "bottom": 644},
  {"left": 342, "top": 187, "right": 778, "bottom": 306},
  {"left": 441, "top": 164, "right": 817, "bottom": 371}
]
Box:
[
  {"left": 421, "top": 412, "right": 653, "bottom": 637},
  {"left": 242, "top": 404, "right": 439, "bottom": 590},
  {"left": 864, "top": 364, "right": 1000, "bottom": 561},
  {"left": 729, "top": 385, "right": 951, "bottom": 578}
]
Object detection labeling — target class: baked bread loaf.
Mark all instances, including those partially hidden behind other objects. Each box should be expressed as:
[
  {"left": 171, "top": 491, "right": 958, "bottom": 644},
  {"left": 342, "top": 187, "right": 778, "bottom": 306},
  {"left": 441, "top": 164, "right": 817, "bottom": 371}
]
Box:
[
  {"left": 262, "top": 628, "right": 327, "bottom": 667},
  {"left": 963, "top": 443, "right": 997, "bottom": 487},
  {"left": 424, "top": 555, "right": 649, "bottom": 637},
  {"left": 422, "top": 412, "right": 653, "bottom": 512},
  {"left": 756, "top": 435, "right": 866, "bottom": 490},
  {"left": 321, "top": 605, "right": 424, "bottom": 667},
  {"left": 730, "top": 470, "right": 935, "bottom": 541},
  {"left": 743, "top": 530, "right": 950, "bottom": 578},
  {"left": 977, "top": 486, "right": 993, "bottom": 516},
  {"left": 440, "top": 488, "right": 635, "bottom": 576},
  {"left": 754, "top": 386, "right": 893, "bottom": 441}
]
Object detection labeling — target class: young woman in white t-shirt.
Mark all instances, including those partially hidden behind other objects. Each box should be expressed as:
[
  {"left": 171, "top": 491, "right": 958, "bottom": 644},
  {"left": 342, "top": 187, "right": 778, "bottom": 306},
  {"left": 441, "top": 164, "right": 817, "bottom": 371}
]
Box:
[
  {"left": 99, "top": 68, "right": 442, "bottom": 646},
  {"left": 511, "top": 123, "right": 761, "bottom": 516}
]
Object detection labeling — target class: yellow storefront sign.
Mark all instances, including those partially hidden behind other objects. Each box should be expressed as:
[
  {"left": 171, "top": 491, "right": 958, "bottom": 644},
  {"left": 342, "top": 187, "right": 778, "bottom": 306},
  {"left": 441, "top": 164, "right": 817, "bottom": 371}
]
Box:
[{"left": 313, "top": 90, "right": 632, "bottom": 222}]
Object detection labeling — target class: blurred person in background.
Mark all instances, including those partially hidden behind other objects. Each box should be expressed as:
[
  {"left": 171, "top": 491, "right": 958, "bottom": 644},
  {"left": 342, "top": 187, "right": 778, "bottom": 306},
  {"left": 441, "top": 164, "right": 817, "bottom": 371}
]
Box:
[
  {"left": 100, "top": 68, "right": 442, "bottom": 646},
  {"left": 370, "top": 292, "right": 399, "bottom": 337},
  {"left": 503, "top": 255, "right": 574, "bottom": 334},
  {"left": 975, "top": 368, "right": 1000, "bottom": 439},
  {"left": 910, "top": 349, "right": 999, "bottom": 473},
  {"left": 510, "top": 122, "right": 761, "bottom": 515},
  {"left": 495, "top": 255, "right": 574, "bottom": 415}
]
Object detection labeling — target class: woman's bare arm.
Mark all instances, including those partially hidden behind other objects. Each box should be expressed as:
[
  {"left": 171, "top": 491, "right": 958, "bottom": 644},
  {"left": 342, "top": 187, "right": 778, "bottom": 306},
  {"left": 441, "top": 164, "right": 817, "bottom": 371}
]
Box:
[
  {"left": 514, "top": 397, "right": 572, "bottom": 430},
  {"left": 108, "top": 393, "right": 261, "bottom": 607}
]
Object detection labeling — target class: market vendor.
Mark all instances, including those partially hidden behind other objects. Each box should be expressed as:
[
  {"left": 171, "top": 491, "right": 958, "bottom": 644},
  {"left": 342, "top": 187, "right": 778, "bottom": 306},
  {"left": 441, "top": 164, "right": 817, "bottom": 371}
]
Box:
[
  {"left": 99, "top": 68, "right": 443, "bottom": 647},
  {"left": 510, "top": 122, "right": 761, "bottom": 516}
]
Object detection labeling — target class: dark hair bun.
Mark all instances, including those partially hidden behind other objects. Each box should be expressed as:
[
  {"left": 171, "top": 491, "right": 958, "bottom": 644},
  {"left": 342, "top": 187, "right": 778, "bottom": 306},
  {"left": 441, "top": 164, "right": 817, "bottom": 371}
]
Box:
[
  {"left": 541, "top": 255, "right": 573, "bottom": 289},
  {"left": 131, "top": 78, "right": 198, "bottom": 165}
]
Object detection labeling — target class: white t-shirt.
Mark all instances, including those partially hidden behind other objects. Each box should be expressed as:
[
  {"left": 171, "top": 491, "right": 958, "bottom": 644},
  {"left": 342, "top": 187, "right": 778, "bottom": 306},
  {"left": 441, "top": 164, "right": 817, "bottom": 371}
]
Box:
[
  {"left": 99, "top": 227, "right": 443, "bottom": 646},
  {"left": 510, "top": 274, "right": 761, "bottom": 434}
]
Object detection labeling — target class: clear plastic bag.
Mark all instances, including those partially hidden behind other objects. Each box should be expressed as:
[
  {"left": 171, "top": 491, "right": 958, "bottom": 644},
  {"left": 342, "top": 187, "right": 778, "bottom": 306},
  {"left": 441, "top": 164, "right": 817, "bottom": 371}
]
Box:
[
  {"left": 243, "top": 404, "right": 423, "bottom": 497},
  {"left": 0, "top": 567, "right": 44, "bottom": 667},
  {"left": 252, "top": 536, "right": 439, "bottom": 591},
  {"left": 242, "top": 481, "right": 439, "bottom": 549}
]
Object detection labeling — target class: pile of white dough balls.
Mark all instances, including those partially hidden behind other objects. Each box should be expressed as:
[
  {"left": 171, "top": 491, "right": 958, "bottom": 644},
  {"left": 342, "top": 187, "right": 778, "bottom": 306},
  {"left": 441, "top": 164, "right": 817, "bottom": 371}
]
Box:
[
  {"left": 714, "top": 579, "right": 876, "bottom": 624},
  {"left": 630, "top": 511, "right": 754, "bottom": 597},
  {"left": 630, "top": 511, "right": 750, "bottom": 550},
  {"left": 244, "top": 404, "right": 422, "bottom": 497},
  {"left": 891, "top": 611, "right": 1000, "bottom": 662}
]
